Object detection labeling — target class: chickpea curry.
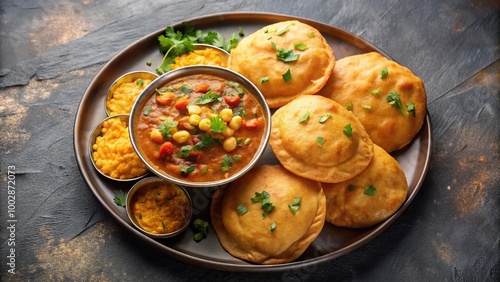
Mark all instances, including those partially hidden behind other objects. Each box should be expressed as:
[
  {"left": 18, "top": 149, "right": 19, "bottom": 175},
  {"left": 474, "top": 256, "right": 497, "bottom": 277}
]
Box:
[{"left": 134, "top": 74, "right": 266, "bottom": 182}]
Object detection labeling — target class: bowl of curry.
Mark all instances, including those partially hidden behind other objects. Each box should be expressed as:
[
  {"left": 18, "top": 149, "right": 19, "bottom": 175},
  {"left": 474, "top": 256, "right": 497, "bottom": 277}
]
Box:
[
  {"left": 126, "top": 176, "right": 192, "bottom": 238},
  {"left": 128, "top": 65, "right": 271, "bottom": 187}
]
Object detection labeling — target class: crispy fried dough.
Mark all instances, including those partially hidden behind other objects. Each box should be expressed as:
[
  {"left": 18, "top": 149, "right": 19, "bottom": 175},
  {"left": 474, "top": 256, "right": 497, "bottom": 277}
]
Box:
[
  {"left": 210, "top": 165, "right": 326, "bottom": 264},
  {"left": 228, "top": 20, "right": 335, "bottom": 108},
  {"left": 270, "top": 95, "right": 374, "bottom": 183},
  {"left": 318, "top": 52, "right": 427, "bottom": 152},
  {"left": 323, "top": 144, "right": 408, "bottom": 228}
]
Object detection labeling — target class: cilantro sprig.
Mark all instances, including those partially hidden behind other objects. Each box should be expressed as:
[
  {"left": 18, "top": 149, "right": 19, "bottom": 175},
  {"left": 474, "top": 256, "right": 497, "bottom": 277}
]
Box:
[
  {"left": 156, "top": 23, "right": 241, "bottom": 74},
  {"left": 113, "top": 190, "right": 127, "bottom": 207},
  {"left": 251, "top": 191, "right": 275, "bottom": 218}
]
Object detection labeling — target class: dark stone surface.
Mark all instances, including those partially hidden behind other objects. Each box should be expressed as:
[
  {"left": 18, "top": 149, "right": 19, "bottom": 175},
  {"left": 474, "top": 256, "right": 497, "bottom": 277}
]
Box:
[{"left": 0, "top": 0, "right": 498, "bottom": 280}]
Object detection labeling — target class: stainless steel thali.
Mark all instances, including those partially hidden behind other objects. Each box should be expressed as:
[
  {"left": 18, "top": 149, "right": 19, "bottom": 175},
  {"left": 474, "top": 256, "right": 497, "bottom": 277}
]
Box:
[{"left": 73, "top": 12, "right": 432, "bottom": 272}]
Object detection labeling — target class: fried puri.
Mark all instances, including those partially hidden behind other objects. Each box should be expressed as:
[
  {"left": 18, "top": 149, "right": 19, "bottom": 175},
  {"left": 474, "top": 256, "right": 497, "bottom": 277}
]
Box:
[
  {"left": 227, "top": 20, "right": 335, "bottom": 108},
  {"left": 318, "top": 52, "right": 427, "bottom": 152},
  {"left": 270, "top": 95, "right": 374, "bottom": 183},
  {"left": 210, "top": 165, "right": 326, "bottom": 264},
  {"left": 323, "top": 144, "right": 408, "bottom": 228}
]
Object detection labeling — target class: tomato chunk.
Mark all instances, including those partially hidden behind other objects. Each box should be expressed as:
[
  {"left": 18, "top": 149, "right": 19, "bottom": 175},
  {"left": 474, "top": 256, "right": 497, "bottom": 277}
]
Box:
[
  {"left": 159, "top": 142, "right": 174, "bottom": 158},
  {"left": 243, "top": 118, "right": 260, "bottom": 129},
  {"left": 175, "top": 97, "right": 189, "bottom": 112},
  {"left": 194, "top": 83, "right": 210, "bottom": 93},
  {"left": 224, "top": 95, "right": 241, "bottom": 108},
  {"left": 156, "top": 92, "right": 175, "bottom": 105}
]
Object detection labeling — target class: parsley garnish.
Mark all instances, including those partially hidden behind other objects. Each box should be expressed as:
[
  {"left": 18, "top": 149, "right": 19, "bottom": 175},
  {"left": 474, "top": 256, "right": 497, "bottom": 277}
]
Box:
[
  {"left": 298, "top": 111, "right": 310, "bottom": 123},
  {"left": 317, "top": 137, "right": 325, "bottom": 145},
  {"left": 113, "top": 190, "right": 127, "bottom": 207},
  {"left": 381, "top": 67, "right": 389, "bottom": 79},
  {"left": 362, "top": 105, "right": 372, "bottom": 109},
  {"left": 294, "top": 42, "right": 307, "bottom": 50},
  {"left": 193, "top": 218, "right": 209, "bottom": 242},
  {"left": 346, "top": 102, "right": 354, "bottom": 110},
  {"left": 364, "top": 185, "right": 377, "bottom": 196},
  {"left": 319, "top": 114, "right": 332, "bottom": 123},
  {"left": 277, "top": 26, "right": 290, "bottom": 35},
  {"left": 282, "top": 68, "right": 292, "bottom": 82},
  {"left": 343, "top": 123, "right": 353, "bottom": 137},
  {"left": 386, "top": 91, "right": 408, "bottom": 116},
  {"left": 251, "top": 191, "right": 275, "bottom": 218},
  {"left": 159, "top": 120, "right": 178, "bottom": 140},
  {"left": 193, "top": 134, "right": 215, "bottom": 151},
  {"left": 276, "top": 48, "right": 300, "bottom": 62},
  {"left": 136, "top": 79, "right": 144, "bottom": 87},
  {"left": 371, "top": 89, "right": 380, "bottom": 95},
  {"left": 406, "top": 102, "right": 416, "bottom": 117},
  {"left": 269, "top": 222, "right": 277, "bottom": 232},
  {"left": 179, "top": 145, "right": 192, "bottom": 158},
  {"left": 196, "top": 90, "right": 221, "bottom": 104},
  {"left": 210, "top": 115, "right": 227, "bottom": 133},
  {"left": 237, "top": 204, "right": 248, "bottom": 215},
  {"left": 180, "top": 165, "right": 195, "bottom": 174},
  {"left": 143, "top": 106, "right": 152, "bottom": 116},
  {"left": 227, "top": 81, "right": 244, "bottom": 96},
  {"left": 220, "top": 154, "right": 233, "bottom": 171},
  {"left": 260, "top": 77, "right": 270, "bottom": 84},
  {"left": 288, "top": 197, "right": 302, "bottom": 215}
]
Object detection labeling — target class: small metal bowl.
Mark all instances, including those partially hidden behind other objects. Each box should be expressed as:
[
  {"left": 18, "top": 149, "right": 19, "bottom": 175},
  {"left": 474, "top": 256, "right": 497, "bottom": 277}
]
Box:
[
  {"left": 126, "top": 177, "right": 192, "bottom": 238},
  {"left": 105, "top": 71, "right": 158, "bottom": 116},
  {"left": 89, "top": 114, "right": 149, "bottom": 181},
  {"left": 128, "top": 65, "right": 271, "bottom": 188}
]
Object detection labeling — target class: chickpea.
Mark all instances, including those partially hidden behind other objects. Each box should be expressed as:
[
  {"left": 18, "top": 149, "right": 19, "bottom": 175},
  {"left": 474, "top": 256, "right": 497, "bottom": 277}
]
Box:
[
  {"left": 222, "top": 127, "right": 234, "bottom": 138},
  {"left": 228, "top": 116, "right": 242, "bottom": 130},
  {"left": 173, "top": 130, "right": 190, "bottom": 144},
  {"left": 198, "top": 118, "right": 212, "bottom": 132},
  {"left": 187, "top": 105, "right": 201, "bottom": 115},
  {"left": 188, "top": 114, "right": 202, "bottom": 126},
  {"left": 223, "top": 137, "right": 237, "bottom": 152},
  {"left": 150, "top": 129, "right": 164, "bottom": 143},
  {"left": 220, "top": 108, "right": 233, "bottom": 122}
]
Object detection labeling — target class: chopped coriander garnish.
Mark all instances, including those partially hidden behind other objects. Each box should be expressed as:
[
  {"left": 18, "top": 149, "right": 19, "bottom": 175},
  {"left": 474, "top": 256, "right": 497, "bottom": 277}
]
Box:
[
  {"left": 348, "top": 185, "right": 356, "bottom": 191},
  {"left": 193, "top": 133, "right": 215, "bottom": 151},
  {"left": 271, "top": 41, "right": 277, "bottom": 50},
  {"left": 316, "top": 136, "right": 325, "bottom": 145},
  {"left": 220, "top": 154, "right": 233, "bottom": 171},
  {"left": 362, "top": 105, "right": 372, "bottom": 109},
  {"left": 282, "top": 68, "right": 292, "bottom": 82},
  {"left": 227, "top": 81, "right": 244, "bottom": 96},
  {"left": 146, "top": 61, "right": 152, "bottom": 66},
  {"left": 260, "top": 77, "right": 270, "bottom": 83},
  {"left": 343, "top": 123, "right": 353, "bottom": 137},
  {"left": 386, "top": 91, "right": 408, "bottom": 116},
  {"left": 276, "top": 48, "right": 300, "bottom": 62},
  {"left": 196, "top": 90, "right": 221, "bottom": 104},
  {"left": 277, "top": 26, "right": 290, "bottom": 35},
  {"left": 244, "top": 138, "right": 251, "bottom": 145},
  {"left": 298, "top": 111, "right": 310, "bottom": 123},
  {"left": 237, "top": 204, "right": 248, "bottom": 215},
  {"left": 201, "top": 166, "right": 208, "bottom": 174},
  {"left": 238, "top": 27, "right": 244, "bottom": 37},
  {"left": 179, "top": 145, "right": 192, "bottom": 158},
  {"left": 113, "top": 190, "right": 127, "bottom": 207},
  {"left": 308, "top": 32, "right": 315, "bottom": 38},
  {"left": 319, "top": 114, "right": 332, "bottom": 123},
  {"left": 143, "top": 106, "right": 152, "bottom": 116},
  {"left": 159, "top": 119, "right": 178, "bottom": 140},
  {"left": 269, "top": 222, "right": 277, "bottom": 232},
  {"left": 288, "top": 197, "right": 302, "bottom": 215},
  {"left": 381, "top": 67, "right": 389, "bottom": 79},
  {"left": 180, "top": 84, "right": 192, "bottom": 94},
  {"left": 346, "top": 102, "right": 354, "bottom": 110},
  {"left": 136, "top": 79, "right": 144, "bottom": 87},
  {"left": 233, "top": 155, "right": 242, "bottom": 162},
  {"left": 251, "top": 191, "right": 275, "bottom": 218},
  {"left": 210, "top": 115, "right": 227, "bottom": 133},
  {"left": 364, "top": 185, "right": 377, "bottom": 196},
  {"left": 406, "top": 101, "right": 416, "bottom": 117},
  {"left": 180, "top": 165, "right": 195, "bottom": 174},
  {"left": 193, "top": 219, "right": 209, "bottom": 242},
  {"left": 294, "top": 42, "right": 307, "bottom": 50},
  {"left": 371, "top": 89, "right": 380, "bottom": 95}
]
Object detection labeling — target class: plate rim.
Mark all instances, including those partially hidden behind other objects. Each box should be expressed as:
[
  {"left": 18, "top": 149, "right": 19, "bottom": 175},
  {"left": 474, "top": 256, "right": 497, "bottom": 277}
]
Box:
[{"left": 73, "top": 11, "right": 432, "bottom": 272}]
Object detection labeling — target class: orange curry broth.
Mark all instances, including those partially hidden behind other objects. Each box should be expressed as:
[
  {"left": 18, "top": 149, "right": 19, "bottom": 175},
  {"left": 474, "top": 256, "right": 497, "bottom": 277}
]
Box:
[
  {"left": 131, "top": 181, "right": 190, "bottom": 234},
  {"left": 134, "top": 74, "right": 265, "bottom": 182}
]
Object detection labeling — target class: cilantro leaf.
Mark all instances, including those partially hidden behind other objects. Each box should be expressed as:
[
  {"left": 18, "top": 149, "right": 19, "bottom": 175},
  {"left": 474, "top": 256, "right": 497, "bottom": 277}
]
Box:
[
  {"left": 193, "top": 134, "right": 215, "bottom": 151},
  {"left": 288, "top": 197, "right": 302, "bottom": 215},
  {"left": 210, "top": 115, "right": 227, "bottom": 133},
  {"left": 386, "top": 91, "right": 408, "bottom": 116},
  {"left": 113, "top": 190, "right": 127, "bottom": 207},
  {"left": 343, "top": 123, "right": 353, "bottom": 137},
  {"left": 317, "top": 136, "right": 325, "bottom": 145},
  {"left": 319, "top": 114, "right": 332, "bottom": 123},
  {"left": 364, "top": 185, "right": 377, "bottom": 196},
  {"left": 180, "top": 165, "right": 195, "bottom": 174},
  {"left": 251, "top": 191, "right": 275, "bottom": 218},
  {"left": 282, "top": 68, "right": 292, "bottom": 82},
  {"left": 406, "top": 101, "right": 416, "bottom": 117},
  {"left": 298, "top": 111, "right": 310, "bottom": 123},
  {"left": 220, "top": 154, "right": 233, "bottom": 171},
  {"left": 195, "top": 90, "right": 221, "bottom": 104},
  {"left": 276, "top": 48, "right": 300, "bottom": 62},
  {"left": 192, "top": 218, "right": 209, "bottom": 242},
  {"left": 381, "top": 67, "right": 389, "bottom": 79},
  {"left": 237, "top": 204, "right": 248, "bottom": 215},
  {"left": 269, "top": 222, "right": 277, "bottom": 232},
  {"left": 158, "top": 120, "right": 178, "bottom": 140}
]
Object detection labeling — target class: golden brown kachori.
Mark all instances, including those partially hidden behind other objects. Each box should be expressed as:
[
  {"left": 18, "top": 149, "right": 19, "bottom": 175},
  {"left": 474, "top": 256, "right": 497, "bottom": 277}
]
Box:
[
  {"left": 210, "top": 165, "right": 326, "bottom": 264},
  {"left": 318, "top": 52, "right": 427, "bottom": 152},
  {"left": 270, "top": 95, "right": 374, "bottom": 183},
  {"left": 323, "top": 144, "right": 408, "bottom": 229},
  {"left": 228, "top": 20, "right": 335, "bottom": 108}
]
